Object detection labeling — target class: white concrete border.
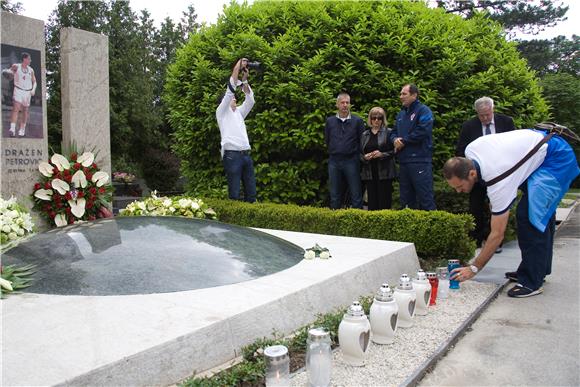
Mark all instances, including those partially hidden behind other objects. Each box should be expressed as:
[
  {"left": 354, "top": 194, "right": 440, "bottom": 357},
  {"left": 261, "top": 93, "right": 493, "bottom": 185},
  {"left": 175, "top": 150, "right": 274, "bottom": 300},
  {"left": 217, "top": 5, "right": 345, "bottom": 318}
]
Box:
[{"left": 1, "top": 229, "right": 419, "bottom": 386}]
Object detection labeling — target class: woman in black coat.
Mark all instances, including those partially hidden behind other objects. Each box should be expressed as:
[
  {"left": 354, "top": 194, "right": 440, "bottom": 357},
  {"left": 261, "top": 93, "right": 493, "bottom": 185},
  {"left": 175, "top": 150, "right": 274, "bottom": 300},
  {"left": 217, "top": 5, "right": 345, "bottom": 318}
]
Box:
[{"left": 360, "top": 107, "right": 396, "bottom": 210}]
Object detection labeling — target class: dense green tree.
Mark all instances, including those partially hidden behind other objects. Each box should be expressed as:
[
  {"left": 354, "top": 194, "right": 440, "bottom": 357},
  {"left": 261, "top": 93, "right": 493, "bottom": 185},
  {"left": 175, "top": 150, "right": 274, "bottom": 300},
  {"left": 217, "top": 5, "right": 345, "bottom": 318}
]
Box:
[
  {"left": 0, "top": 0, "right": 22, "bottom": 13},
  {"left": 166, "top": 0, "right": 548, "bottom": 205},
  {"left": 43, "top": 0, "right": 198, "bottom": 190},
  {"left": 540, "top": 73, "right": 579, "bottom": 132},
  {"left": 437, "top": 0, "right": 569, "bottom": 35},
  {"left": 517, "top": 35, "right": 579, "bottom": 76}
]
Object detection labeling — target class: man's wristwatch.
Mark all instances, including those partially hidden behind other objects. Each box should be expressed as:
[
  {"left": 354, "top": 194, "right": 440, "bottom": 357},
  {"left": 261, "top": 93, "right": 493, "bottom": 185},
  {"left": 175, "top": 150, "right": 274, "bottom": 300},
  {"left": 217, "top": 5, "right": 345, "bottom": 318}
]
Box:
[{"left": 469, "top": 264, "right": 479, "bottom": 274}]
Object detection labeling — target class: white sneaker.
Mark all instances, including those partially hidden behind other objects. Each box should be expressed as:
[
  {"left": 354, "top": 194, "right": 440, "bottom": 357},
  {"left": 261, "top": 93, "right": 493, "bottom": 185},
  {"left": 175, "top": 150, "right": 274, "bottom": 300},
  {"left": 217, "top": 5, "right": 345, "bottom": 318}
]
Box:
[
  {"left": 18, "top": 127, "right": 25, "bottom": 136},
  {"left": 9, "top": 128, "right": 15, "bottom": 136}
]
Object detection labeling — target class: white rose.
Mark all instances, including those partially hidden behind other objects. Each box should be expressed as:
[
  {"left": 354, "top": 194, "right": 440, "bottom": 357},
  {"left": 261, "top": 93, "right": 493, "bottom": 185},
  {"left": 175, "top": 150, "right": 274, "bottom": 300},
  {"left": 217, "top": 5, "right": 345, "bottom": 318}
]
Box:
[
  {"left": 191, "top": 201, "right": 200, "bottom": 210},
  {"left": 320, "top": 251, "right": 330, "bottom": 259},
  {"left": 304, "top": 250, "right": 316, "bottom": 260},
  {"left": 16, "top": 228, "right": 25, "bottom": 236},
  {"left": 163, "top": 199, "right": 172, "bottom": 207},
  {"left": 178, "top": 198, "right": 191, "bottom": 208},
  {"left": 2, "top": 225, "right": 11, "bottom": 233},
  {"left": 8, "top": 232, "right": 18, "bottom": 240}
]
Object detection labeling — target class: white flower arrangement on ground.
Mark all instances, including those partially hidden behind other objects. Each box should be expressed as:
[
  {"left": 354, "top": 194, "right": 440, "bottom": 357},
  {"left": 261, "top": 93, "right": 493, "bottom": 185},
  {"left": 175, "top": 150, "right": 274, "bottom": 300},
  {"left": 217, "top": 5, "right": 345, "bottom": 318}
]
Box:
[
  {"left": 303, "top": 243, "right": 331, "bottom": 259},
  {"left": 1, "top": 196, "right": 37, "bottom": 296},
  {"left": 1, "top": 196, "right": 34, "bottom": 250},
  {"left": 119, "top": 191, "right": 217, "bottom": 219}
]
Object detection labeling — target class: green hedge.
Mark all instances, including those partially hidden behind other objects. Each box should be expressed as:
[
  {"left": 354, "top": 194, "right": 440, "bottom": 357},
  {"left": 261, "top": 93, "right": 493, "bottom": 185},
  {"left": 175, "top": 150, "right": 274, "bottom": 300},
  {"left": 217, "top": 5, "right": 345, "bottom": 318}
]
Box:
[
  {"left": 204, "top": 199, "right": 475, "bottom": 264},
  {"left": 167, "top": 0, "right": 548, "bottom": 205}
]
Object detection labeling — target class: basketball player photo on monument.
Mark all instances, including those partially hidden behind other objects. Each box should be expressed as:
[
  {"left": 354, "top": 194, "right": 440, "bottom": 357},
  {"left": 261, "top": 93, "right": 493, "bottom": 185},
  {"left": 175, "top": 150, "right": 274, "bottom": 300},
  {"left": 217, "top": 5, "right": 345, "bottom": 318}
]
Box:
[{"left": 1, "top": 44, "right": 43, "bottom": 139}]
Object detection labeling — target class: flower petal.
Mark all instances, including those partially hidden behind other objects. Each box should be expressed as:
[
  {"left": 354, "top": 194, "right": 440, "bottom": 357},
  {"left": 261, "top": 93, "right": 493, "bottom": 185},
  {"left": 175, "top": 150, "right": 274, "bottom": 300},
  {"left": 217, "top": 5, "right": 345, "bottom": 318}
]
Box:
[
  {"left": 34, "top": 189, "right": 53, "bottom": 201},
  {"left": 77, "top": 152, "right": 95, "bottom": 167},
  {"left": 91, "top": 171, "right": 109, "bottom": 187},
  {"left": 39, "top": 162, "right": 54, "bottom": 177},
  {"left": 71, "top": 170, "right": 88, "bottom": 188},
  {"left": 0, "top": 277, "right": 14, "bottom": 291},
  {"left": 50, "top": 153, "right": 70, "bottom": 171},
  {"left": 51, "top": 179, "right": 70, "bottom": 195},
  {"left": 54, "top": 213, "right": 67, "bottom": 227},
  {"left": 69, "top": 198, "right": 86, "bottom": 218}
]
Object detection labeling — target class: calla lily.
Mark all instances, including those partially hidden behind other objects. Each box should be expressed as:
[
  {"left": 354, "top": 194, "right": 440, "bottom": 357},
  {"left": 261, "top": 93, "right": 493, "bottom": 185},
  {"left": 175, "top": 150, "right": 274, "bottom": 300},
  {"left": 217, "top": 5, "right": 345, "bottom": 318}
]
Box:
[
  {"left": 34, "top": 189, "right": 53, "bottom": 201},
  {"left": 50, "top": 153, "right": 70, "bottom": 171},
  {"left": 77, "top": 152, "right": 95, "bottom": 167},
  {"left": 68, "top": 198, "right": 86, "bottom": 218},
  {"left": 71, "top": 170, "right": 88, "bottom": 188},
  {"left": 91, "top": 171, "right": 109, "bottom": 187},
  {"left": 54, "top": 213, "right": 68, "bottom": 227},
  {"left": 39, "top": 162, "right": 54, "bottom": 177},
  {"left": 0, "top": 277, "right": 13, "bottom": 291},
  {"left": 51, "top": 179, "right": 70, "bottom": 195}
]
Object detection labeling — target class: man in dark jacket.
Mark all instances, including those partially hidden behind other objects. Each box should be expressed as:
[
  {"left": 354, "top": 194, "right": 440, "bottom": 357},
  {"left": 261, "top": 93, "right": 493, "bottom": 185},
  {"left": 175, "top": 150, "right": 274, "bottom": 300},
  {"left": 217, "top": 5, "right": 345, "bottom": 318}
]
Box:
[
  {"left": 390, "top": 84, "right": 436, "bottom": 210},
  {"left": 325, "top": 92, "right": 365, "bottom": 209},
  {"left": 455, "top": 97, "right": 516, "bottom": 250}
]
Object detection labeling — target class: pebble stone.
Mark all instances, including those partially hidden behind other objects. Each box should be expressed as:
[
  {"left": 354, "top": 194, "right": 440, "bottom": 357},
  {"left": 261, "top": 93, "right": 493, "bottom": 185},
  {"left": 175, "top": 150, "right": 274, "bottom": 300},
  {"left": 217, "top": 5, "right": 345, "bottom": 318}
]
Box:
[{"left": 291, "top": 280, "right": 498, "bottom": 386}]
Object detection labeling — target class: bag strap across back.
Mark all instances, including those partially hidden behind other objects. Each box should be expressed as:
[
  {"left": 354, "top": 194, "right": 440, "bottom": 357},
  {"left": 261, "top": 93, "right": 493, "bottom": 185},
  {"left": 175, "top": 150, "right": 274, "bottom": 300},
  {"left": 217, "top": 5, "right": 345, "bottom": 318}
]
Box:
[{"left": 486, "top": 132, "right": 554, "bottom": 187}]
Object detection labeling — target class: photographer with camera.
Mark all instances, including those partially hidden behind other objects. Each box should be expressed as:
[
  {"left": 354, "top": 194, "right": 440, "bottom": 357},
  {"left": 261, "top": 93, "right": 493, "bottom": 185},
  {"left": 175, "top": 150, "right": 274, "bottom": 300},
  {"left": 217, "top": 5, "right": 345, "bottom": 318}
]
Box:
[{"left": 216, "top": 58, "right": 256, "bottom": 202}]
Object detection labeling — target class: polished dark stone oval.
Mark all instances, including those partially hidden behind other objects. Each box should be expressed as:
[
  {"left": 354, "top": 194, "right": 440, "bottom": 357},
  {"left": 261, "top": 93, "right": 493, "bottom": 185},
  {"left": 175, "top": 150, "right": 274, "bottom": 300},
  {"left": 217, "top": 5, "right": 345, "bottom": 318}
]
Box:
[{"left": 2, "top": 217, "right": 304, "bottom": 296}]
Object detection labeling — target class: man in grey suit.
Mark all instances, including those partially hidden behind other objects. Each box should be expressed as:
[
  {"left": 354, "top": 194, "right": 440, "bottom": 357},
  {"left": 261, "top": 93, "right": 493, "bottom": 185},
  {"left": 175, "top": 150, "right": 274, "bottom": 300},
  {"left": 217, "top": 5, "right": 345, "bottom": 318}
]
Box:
[{"left": 455, "top": 97, "right": 516, "bottom": 252}]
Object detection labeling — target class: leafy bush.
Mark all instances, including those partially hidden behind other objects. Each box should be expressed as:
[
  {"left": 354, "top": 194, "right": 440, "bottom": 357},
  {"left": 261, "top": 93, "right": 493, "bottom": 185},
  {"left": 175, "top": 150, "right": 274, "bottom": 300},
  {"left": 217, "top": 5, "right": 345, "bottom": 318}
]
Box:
[
  {"left": 204, "top": 199, "right": 475, "bottom": 263},
  {"left": 166, "top": 0, "right": 548, "bottom": 205}
]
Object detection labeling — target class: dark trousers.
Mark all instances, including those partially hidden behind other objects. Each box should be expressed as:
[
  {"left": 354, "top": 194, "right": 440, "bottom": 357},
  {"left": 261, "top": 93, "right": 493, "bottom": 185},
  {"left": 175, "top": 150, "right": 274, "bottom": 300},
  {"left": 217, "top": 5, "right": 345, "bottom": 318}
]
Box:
[
  {"left": 398, "top": 162, "right": 436, "bottom": 210},
  {"left": 365, "top": 178, "right": 393, "bottom": 210},
  {"left": 328, "top": 155, "right": 363, "bottom": 209},
  {"left": 516, "top": 187, "right": 556, "bottom": 290},
  {"left": 223, "top": 150, "right": 256, "bottom": 202},
  {"left": 469, "top": 184, "right": 490, "bottom": 246}
]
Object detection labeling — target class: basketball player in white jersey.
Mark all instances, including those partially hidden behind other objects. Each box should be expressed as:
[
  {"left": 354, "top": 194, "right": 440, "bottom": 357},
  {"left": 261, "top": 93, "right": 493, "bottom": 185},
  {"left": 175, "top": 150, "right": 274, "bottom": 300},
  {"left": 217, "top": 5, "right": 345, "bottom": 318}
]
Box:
[{"left": 5, "top": 52, "right": 37, "bottom": 137}]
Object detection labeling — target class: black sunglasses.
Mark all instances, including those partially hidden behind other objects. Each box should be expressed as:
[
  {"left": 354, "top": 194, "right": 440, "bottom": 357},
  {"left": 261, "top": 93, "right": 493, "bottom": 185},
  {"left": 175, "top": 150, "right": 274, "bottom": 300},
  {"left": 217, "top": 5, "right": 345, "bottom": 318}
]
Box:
[{"left": 371, "top": 115, "right": 383, "bottom": 120}]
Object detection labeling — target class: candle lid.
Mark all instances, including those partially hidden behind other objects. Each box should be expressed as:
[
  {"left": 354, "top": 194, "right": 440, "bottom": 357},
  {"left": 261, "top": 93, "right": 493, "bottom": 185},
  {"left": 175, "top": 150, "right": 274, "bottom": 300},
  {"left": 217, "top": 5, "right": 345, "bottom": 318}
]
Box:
[
  {"left": 415, "top": 269, "right": 427, "bottom": 281},
  {"left": 346, "top": 301, "right": 365, "bottom": 317},
  {"left": 264, "top": 345, "right": 288, "bottom": 361},
  {"left": 308, "top": 327, "right": 330, "bottom": 341},
  {"left": 375, "top": 283, "right": 394, "bottom": 301},
  {"left": 398, "top": 274, "right": 413, "bottom": 290}
]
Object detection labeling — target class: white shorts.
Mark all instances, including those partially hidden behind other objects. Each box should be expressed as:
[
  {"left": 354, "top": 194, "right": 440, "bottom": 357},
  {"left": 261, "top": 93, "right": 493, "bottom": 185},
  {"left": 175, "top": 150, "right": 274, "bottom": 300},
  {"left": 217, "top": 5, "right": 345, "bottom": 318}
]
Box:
[{"left": 13, "top": 87, "right": 32, "bottom": 107}]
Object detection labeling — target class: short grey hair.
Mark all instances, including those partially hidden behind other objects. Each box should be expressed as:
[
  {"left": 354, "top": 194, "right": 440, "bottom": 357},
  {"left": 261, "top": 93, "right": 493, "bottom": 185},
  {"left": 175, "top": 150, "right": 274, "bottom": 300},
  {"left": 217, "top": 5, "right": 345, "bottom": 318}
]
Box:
[
  {"left": 474, "top": 97, "right": 494, "bottom": 112},
  {"left": 336, "top": 92, "right": 350, "bottom": 102}
]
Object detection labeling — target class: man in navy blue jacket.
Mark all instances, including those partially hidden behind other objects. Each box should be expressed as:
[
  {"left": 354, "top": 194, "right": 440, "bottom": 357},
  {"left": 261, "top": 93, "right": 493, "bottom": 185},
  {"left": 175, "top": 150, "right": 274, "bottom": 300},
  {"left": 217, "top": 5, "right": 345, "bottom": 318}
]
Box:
[
  {"left": 324, "top": 92, "right": 365, "bottom": 209},
  {"left": 390, "top": 84, "right": 436, "bottom": 210}
]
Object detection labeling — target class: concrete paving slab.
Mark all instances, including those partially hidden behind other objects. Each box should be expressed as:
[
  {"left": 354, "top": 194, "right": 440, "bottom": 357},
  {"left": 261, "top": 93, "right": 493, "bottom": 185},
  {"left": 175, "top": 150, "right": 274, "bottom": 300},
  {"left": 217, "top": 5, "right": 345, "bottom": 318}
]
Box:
[
  {"left": 1, "top": 229, "right": 419, "bottom": 386},
  {"left": 420, "top": 205, "right": 580, "bottom": 386}
]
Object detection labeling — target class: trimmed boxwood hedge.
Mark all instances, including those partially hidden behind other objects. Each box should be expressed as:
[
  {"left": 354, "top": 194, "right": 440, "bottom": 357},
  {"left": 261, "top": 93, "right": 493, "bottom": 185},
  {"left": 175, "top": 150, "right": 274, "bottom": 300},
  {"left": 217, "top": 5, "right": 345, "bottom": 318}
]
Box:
[{"left": 204, "top": 199, "right": 476, "bottom": 264}]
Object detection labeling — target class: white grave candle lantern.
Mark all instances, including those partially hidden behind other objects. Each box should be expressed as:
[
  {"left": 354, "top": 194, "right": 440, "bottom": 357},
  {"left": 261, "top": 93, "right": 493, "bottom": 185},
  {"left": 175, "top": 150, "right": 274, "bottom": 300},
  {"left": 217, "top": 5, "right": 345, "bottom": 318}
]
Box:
[
  {"left": 412, "top": 270, "right": 431, "bottom": 316},
  {"left": 369, "top": 283, "right": 398, "bottom": 344},
  {"left": 437, "top": 267, "right": 449, "bottom": 300},
  {"left": 338, "top": 301, "right": 371, "bottom": 366},
  {"left": 393, "top": 274, "right": 416, "bottom": 328},
  {"left": 264, "top": 345, "right": 290, "bottom": 387},
  {"left": 306, "top": 327, "right": 332, "bottom": 387}
]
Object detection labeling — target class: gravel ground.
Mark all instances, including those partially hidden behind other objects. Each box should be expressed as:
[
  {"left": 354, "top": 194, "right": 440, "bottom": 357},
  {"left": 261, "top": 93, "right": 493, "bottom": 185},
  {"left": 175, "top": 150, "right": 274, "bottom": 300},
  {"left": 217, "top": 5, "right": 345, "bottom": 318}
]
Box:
[{"left": 291, "top": 280, "right": 498, "bottom": 387}]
